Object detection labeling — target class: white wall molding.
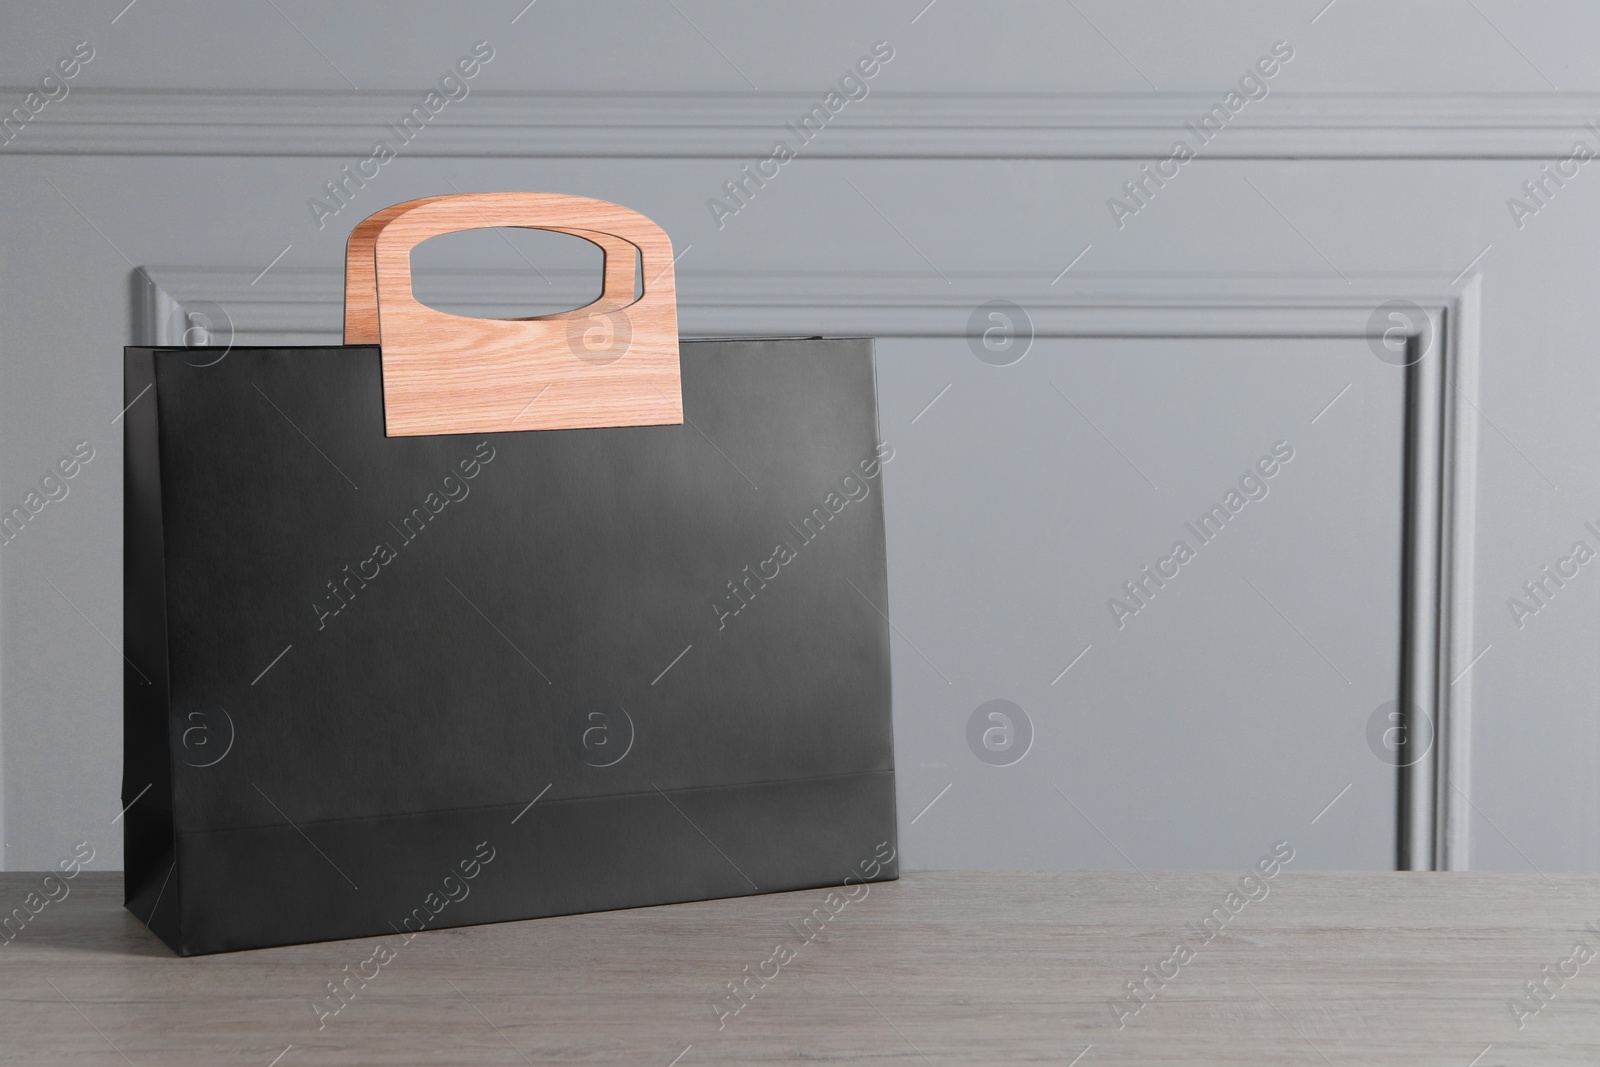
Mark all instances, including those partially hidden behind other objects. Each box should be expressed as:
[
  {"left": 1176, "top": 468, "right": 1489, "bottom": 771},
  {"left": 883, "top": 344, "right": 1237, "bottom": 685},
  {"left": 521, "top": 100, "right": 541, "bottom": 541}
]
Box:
[
  {"left": 14, "top": 90, "right": 1600, "bottom": 158},
  {"left": 136, "top": 265, "right": 1480, "bottom": 870},
  {"left": 136, "top": 265, "right": 1473, "bottom": 340}
]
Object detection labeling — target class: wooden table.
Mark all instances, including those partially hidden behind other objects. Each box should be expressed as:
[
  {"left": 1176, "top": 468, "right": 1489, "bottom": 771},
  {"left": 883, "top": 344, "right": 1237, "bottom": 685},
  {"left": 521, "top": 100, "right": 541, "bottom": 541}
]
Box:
[{"left": 1, "top": 871, "right": 1596, "bottom": 1065}]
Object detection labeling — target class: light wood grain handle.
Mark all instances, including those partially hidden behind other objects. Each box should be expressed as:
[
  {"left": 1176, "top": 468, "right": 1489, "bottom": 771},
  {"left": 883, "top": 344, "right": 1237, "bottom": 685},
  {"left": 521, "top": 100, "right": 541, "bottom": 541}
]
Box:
[
  {"left": 344, "top": 192, "right": 681, "bottom": 438},
  {"left": 344, "top": 195, "right": 448, "bottom": 345}
]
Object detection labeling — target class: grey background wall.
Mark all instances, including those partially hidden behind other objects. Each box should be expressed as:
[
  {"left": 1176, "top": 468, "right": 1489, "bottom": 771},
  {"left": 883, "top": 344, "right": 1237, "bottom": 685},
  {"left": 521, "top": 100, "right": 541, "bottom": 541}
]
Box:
[{"left": 1, "top": 0, "right": 1596, "bottom": 875}]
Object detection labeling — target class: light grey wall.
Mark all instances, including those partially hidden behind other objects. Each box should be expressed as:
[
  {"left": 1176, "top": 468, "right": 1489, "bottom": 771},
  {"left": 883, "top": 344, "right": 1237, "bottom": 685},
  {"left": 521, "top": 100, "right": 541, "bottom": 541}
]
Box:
[{"left": 1, "top": 0, "right": 1596, "bottom": 874}]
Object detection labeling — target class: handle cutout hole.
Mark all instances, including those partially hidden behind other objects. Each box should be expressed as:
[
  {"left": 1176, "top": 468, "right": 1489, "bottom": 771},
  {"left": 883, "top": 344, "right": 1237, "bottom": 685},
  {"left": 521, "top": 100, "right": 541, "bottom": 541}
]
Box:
[{"left": 409, "top": 227, "right": 613, "bottom": 319}]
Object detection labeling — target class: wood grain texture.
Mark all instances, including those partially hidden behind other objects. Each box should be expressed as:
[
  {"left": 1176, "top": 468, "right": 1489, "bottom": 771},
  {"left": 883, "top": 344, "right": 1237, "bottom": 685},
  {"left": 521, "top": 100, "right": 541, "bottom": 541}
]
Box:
[
  {"left": 342, "top": 196, "right": 448, "bottom": 345},
  {"left": 344, "top": 201, "right": 639, "bottom": 345},
  {"left": 2, "top": 871, "right": 1596, "bottom": 1065},
  {"left": 346, "top": 192, "right": 681, "bottom": 438}
]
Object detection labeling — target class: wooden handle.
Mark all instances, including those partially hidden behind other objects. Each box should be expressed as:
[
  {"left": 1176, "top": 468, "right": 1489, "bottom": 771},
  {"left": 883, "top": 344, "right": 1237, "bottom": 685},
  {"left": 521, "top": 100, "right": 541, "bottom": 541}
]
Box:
[
  {"left": 344, "top": 193, "right": 681, "bottom": 437},
  {"left": 344, "top": 195, "right": 447, "bottom": 345}
]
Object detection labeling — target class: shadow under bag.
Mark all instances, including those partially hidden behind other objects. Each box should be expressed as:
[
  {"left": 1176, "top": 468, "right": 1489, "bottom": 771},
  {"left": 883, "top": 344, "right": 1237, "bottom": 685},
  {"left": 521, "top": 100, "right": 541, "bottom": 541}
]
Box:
[{"left": 122, "top": 193, "right": 897, "bottom": 954}]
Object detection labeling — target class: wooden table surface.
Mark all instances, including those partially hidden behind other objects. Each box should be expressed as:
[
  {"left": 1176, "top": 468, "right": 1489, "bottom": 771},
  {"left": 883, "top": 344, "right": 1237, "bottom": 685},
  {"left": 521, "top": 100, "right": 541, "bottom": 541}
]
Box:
[{"left": 2, "top": 870, "right": 1597, "bottom": 1065}]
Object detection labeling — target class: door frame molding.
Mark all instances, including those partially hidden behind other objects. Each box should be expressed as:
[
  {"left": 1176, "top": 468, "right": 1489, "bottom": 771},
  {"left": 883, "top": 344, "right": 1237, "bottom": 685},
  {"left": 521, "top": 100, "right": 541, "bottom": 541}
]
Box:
[{"left": 136, "top": 265, "right": 1481, "bottom": 870}]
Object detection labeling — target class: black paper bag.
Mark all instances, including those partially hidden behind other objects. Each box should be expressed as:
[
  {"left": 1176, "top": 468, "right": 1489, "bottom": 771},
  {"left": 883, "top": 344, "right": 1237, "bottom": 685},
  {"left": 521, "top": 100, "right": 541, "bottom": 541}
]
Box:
[{"left": 122, "top": 194, "right": 897, "bottom": 955}]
